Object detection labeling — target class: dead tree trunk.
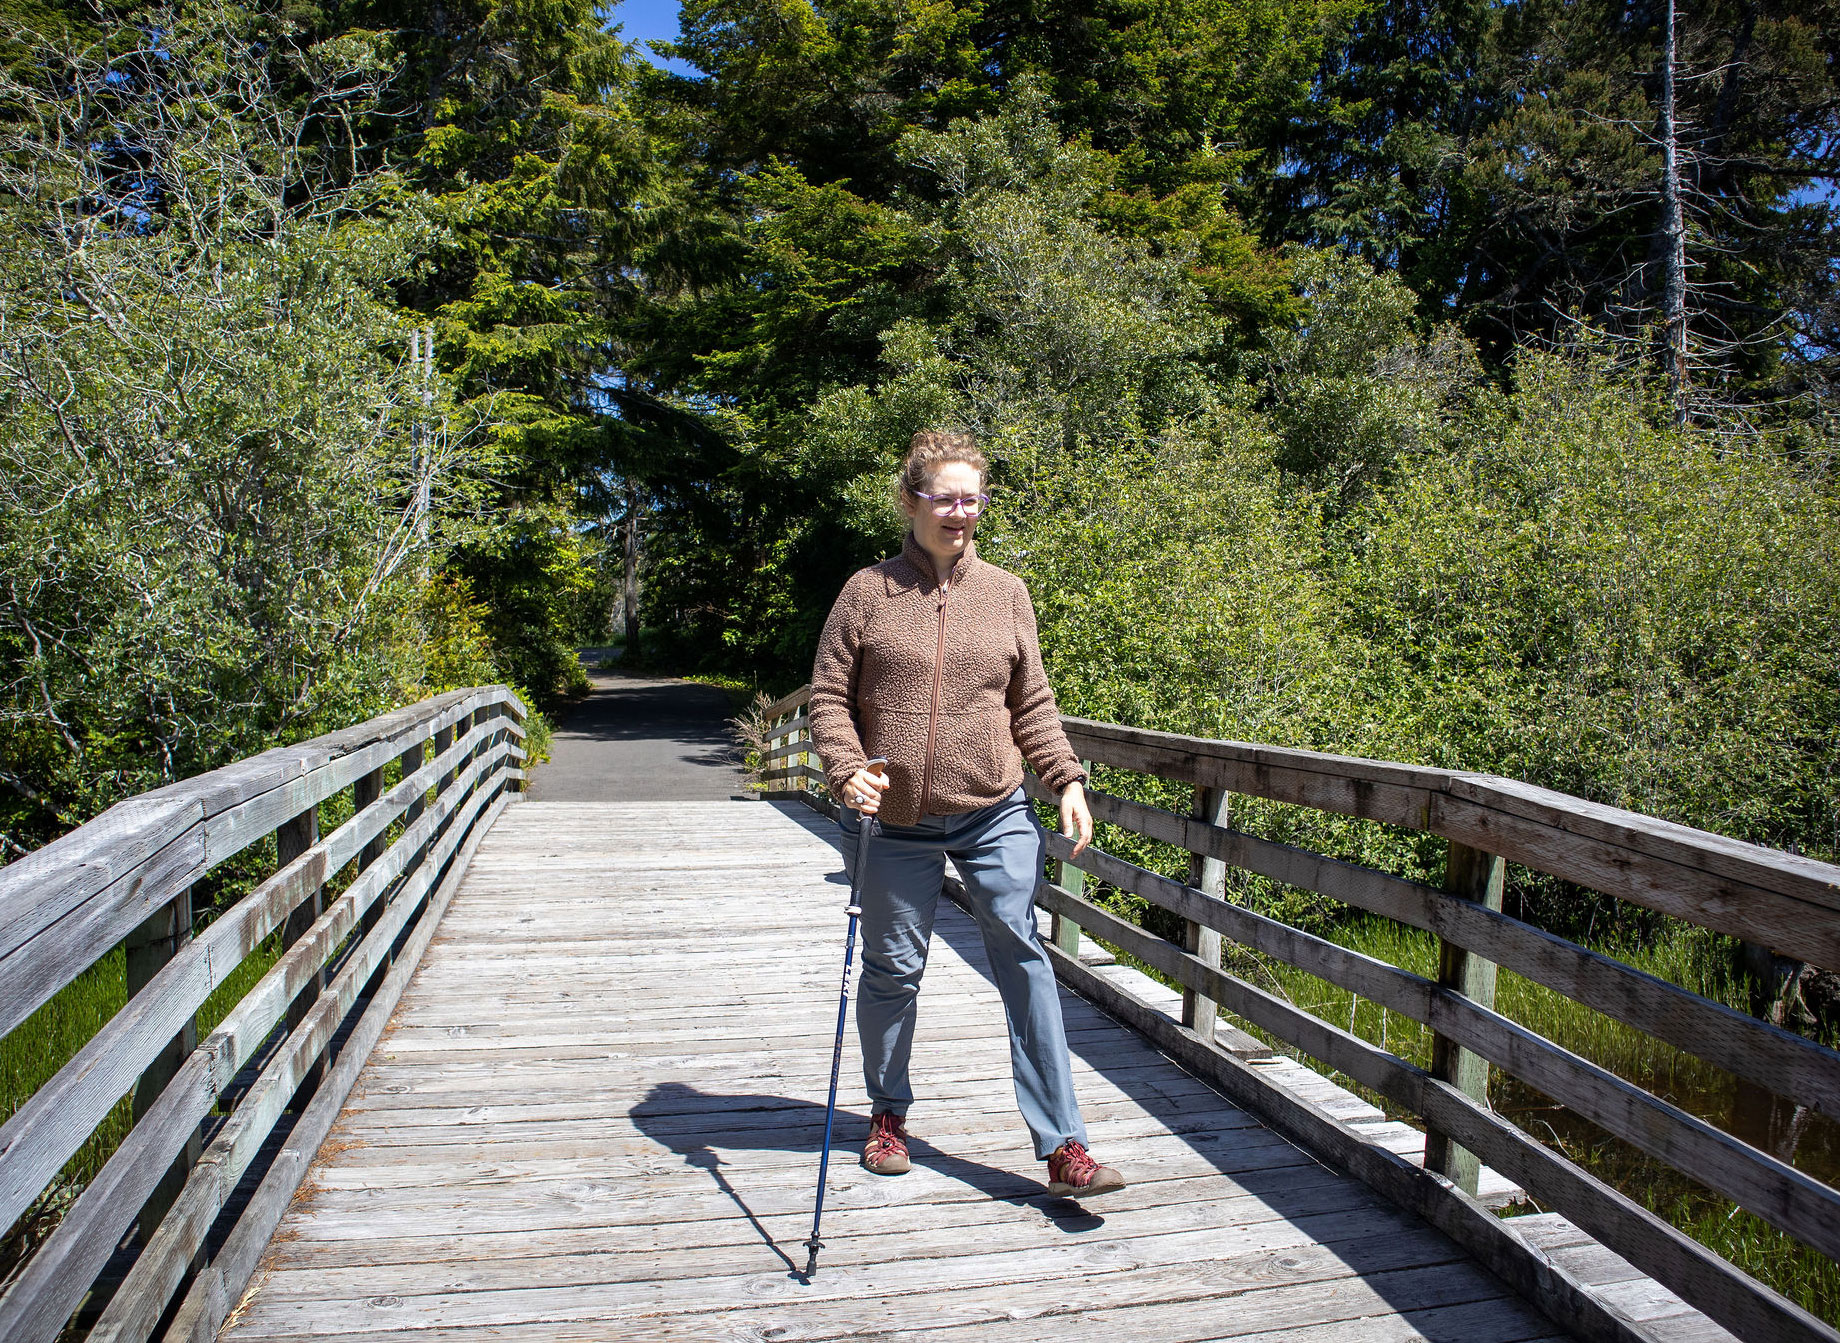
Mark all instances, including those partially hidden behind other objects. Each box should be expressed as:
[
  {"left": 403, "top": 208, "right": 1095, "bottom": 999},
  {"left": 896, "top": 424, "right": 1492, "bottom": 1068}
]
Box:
[
  {"left": 1659, "top": 0, "right": 1689, "bottom": 426},
  {"left": 622, "top": 481, "right": 642, "bottom": 652}
]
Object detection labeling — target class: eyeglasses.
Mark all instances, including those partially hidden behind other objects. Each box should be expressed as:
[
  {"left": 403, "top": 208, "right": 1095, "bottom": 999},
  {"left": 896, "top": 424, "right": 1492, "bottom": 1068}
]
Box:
[{"left": 911, "top": 490, "right": 990, "bottom": 516}]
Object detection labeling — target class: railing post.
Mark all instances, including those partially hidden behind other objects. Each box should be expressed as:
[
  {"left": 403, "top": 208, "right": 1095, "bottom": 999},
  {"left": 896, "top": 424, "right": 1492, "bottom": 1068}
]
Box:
[
  {"left": 434, "top": 720, "right": 458, "bottom": 799},
  {"left": 487, "top": 701, "right": 510, "bottom": 795},
  {"left": 1050, "top": 760, "right": 1092, "bottom": 958},
  {"left": 1183, "top": 785, "right": 1229, "bottom": 1041},
  {"left": 399, "top": 738, "right": 427, "bottom": 828},
  {"left": 124, "top": 887, "right": 200, "bottom": 1239},
  {"left": 354, "top": 764, "right": 386, "bottom": 940},
  {"left": 458, "top": 707, "right": 482, "bottom": 800},
  {"left": 1425, "top": 838, "right": 1504, "bottom": 1194},
  {"left": 798, "top": 711, "right": 814, "bottom": 804},
  {"left": 278, "top": 804, "right": 324, "bottom": 1106},
  {"left": 767, "top": 709, "right": 787, "bottom": 796},
  {"left": 504, "top": 700, "right": 525, "bottom": 793}
]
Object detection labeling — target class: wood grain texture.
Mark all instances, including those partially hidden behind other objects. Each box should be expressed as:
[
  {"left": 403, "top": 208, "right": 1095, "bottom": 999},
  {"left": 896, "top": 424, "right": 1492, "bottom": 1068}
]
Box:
[
  {"left": 0, "top": 744, "right": 515, "bottom": 1249},
  {"left": 219, "top": 800, "right": 1576, "bottom": 1343},
  {"left": 1035, "top": 877, "right": 1838, "bottom": 1343},
  {"left": 163, "top": 791, "right": 513, "bottom": 1343},
  {"left": 1042, "top": 825, "right": 1840, "bottom": 1262},
  {"left": 0, "top": 774, "right": 515, "bottom": 1343},
  {"left": 768, "top": 711, "right": 811, "bottom": 741},
  {"left": 1045, "top": 777, "right": 1840, "bottom": 1122},
  {"left": 1056, "top": 713, "right": 1840, "bottom": 970},
  {"left": 0, "top": 691, "right": 526, "bottom": 1044},
  {"left": 760, "top": 738, "right": 818, "bottom": 766},
  {"left": 90, "top": 785, "right": 514, "bottom": 1343},
  {"left": 762, "top": 684, "right": 812, "bottom": 720},
  {"left": 1426, "top": 840, "right": 1505, "bottom": 1193}
]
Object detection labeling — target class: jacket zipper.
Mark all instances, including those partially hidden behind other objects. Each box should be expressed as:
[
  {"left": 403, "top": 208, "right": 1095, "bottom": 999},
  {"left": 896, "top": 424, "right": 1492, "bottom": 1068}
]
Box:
[{"left": 916, "top": 574, "right": 951, "bottom": 817}]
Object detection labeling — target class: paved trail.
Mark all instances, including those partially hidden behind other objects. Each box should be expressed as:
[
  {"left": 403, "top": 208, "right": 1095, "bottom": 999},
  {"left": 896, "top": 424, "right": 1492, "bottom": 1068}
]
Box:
[{"left": 528, "top": 666, "right": 748, "bottom": 802}]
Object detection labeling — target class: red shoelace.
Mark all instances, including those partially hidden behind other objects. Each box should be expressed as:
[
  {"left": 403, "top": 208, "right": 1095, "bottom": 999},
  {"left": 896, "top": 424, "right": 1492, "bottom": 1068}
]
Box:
[
  {"left": 1049, "top": 1140, "right": 1099, "bottom": 1183},
  {"left": 867, "top": 1113, "right": 908, "bottom": 1161}
]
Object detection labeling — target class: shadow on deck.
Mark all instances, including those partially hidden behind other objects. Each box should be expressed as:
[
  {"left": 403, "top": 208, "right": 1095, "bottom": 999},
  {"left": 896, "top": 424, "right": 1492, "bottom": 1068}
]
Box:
[{"left": 216, "top": 800, "right": 1570, "bottom": 1342}]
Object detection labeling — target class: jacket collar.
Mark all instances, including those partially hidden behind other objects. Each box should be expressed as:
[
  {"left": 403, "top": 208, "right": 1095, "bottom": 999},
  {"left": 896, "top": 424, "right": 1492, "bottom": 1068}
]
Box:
[{"left": 898, "top": 530, "right": 978, "bottom": 592}]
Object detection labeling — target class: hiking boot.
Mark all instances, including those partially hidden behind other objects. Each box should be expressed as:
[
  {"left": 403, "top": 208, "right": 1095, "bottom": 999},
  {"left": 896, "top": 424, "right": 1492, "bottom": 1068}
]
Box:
[
  {"left": 1046, "top": 1140, "right": 1125, "bottom": 1197},
  {"left": 862, "top": 1111, "right": 911, "bottom": 1175}
]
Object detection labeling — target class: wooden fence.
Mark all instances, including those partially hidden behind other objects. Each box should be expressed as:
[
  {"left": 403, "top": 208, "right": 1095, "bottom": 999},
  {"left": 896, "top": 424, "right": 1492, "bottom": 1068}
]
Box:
[
  {"left": 760, "top": 686, "right": 1840, "bottom": 1343},
  {"left": 0, "top": 686, "right": 526, "bottom": 1343}
]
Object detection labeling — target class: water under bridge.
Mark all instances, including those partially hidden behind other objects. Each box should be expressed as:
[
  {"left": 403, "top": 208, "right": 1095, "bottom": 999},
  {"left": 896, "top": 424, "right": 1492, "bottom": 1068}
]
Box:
[{"left": 1, "top": 667, "right": 1836, "bottom": 1343}]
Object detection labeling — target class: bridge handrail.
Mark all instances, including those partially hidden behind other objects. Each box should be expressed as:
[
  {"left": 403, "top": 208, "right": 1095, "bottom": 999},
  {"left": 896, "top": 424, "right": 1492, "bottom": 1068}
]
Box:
[
  {"left": 0, "top": 685, "right": 527, "bottom": 1343},
  {"left": 761, "top": 691, "right": 1840, "bottom": 1343}
]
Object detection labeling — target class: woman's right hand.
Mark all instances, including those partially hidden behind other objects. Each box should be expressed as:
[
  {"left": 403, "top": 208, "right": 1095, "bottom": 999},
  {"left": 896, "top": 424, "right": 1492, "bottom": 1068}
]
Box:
[{"left": 845, "top": 762, "right": 891, "bottom": 814}]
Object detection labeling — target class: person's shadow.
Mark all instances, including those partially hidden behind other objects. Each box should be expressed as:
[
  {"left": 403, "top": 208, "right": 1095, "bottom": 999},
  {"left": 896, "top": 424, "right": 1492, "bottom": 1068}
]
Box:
[{"left": 628, "top": 1082, "right": 1105, "bottom": 1280}]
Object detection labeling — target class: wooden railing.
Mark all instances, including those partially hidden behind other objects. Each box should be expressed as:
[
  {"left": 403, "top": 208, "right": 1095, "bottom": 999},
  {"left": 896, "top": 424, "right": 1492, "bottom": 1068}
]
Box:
[
  {"left": 0, "top": 686, "right": 526, "bottom": 1343},
  {"left": 758, "top": 684, "right": 824, "bottom": 807},
  {"left": 762, "top": 693, "right": 1840, "bottom": 1343}
]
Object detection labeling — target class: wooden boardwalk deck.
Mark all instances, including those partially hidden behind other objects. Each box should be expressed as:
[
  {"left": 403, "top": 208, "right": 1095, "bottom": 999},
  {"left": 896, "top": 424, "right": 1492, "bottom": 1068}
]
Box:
[{"left": 220, "top": 800, "right": 1571, "bottom": 1342}]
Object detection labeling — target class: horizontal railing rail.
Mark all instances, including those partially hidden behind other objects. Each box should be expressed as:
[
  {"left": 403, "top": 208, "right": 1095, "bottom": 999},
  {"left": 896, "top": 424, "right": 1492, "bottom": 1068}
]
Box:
[
  {"left": 0, "top": 686, "right": 527, "bottom": 1343},
  {"left": 758, "top": 685, "right": 824, "bottom": 805},
  {"left": 761, "top": 689, "right": 1840, "bottom": 1343}
]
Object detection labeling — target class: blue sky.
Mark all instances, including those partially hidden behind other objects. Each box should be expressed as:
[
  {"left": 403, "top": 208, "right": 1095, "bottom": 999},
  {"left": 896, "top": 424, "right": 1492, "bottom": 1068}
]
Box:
[{"left": 608, "top": 0, "right": 698, "bottom": 76}]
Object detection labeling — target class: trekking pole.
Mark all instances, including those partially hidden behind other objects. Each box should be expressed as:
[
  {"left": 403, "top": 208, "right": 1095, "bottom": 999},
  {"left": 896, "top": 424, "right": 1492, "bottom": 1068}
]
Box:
[{"left": 803, "top": 757, "right": 886, "bottom": 1280}]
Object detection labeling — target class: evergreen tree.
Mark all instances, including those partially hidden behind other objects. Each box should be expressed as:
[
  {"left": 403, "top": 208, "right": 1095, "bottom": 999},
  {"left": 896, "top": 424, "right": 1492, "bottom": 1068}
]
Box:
[
  {"left": 1257, "top": 0, "right": 1840, "bottom": 407},
  {"left": 305, "top": 0, "right": 687, "bottom": 695}
]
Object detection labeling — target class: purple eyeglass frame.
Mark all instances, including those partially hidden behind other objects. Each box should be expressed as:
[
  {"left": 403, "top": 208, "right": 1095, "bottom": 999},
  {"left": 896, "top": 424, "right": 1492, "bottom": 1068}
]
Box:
[{"left": 911, "top": 489, "right": 991, "bottom": 516}]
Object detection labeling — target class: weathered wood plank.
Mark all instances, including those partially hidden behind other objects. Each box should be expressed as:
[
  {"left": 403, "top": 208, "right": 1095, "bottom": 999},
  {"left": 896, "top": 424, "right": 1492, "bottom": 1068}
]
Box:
[
  {"left": 1426, "top": 839, "right": 1504, "bottom": 1194},
  {"left": 1052, "top": 779, "right": 1840, "bottom": 1121},
  {"left": 1449, "top": 774, "right": 1840, "bottom": 915},
  {"left": 1047, "top": 830, "right": 1840, "bottom": 1263},
  {"left": 762, "top": 685, "right": 812, "bottom": 720},
  {"left": 0, "top": 743, "right": 512, "bottom": 1257},
  {"left": 214, "top": 800, "right": 1580, "bottom": 1343},
  {"left": 1060, "top": 716, "right": 1840, "bottom": 971},
  {"left": 163, "top": 790, "right": 511, "bottom": 1343},
  {"left": 226, "top": 1229, "right": 1470, "bottom": 1343},
  {"left": 767, "top": 711, "right": 810, "bottom": 740},
  {"left": 1036, "top": 879, "right": 1838, "bottom": 1343},
  {"left": 207, "top": 1232, "right": 1499, "bottom": 1343},
  {"left": 240, "top": 1170, "right": 1376, "bottom": 1301},
  {"left": 89, "top": 785, "right": 511, "bottom": 1343},
  {"left": 0, "top": 772, "right": 512, "bottom": 1343},
  {"left": 0, "top": 692, "right": 524, "bottom": 1044},
  {"left": 760, "top": 738, "right": 818, "bottom": 766},
  {"left": 223, "top": 1207, "right": 1436, "bottom": 1334},
  {"left": 206, "top": 798, "right": 1771, "bottom": 1343},
  {"left": 0, "top": 818, "right": 205, "bottom": 1040},
  {"left": 1428, "top": 791, "right": 1840, "bottom": 972},
  {"left": 1061, "top": 715, "right": 1840, "bottom": 932}
]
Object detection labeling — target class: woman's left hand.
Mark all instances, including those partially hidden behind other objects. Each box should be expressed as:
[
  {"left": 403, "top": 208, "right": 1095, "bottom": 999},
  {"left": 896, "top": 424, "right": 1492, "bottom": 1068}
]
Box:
[{"left": 1060, "top": 780, "right": 1093, "bottom": 858}]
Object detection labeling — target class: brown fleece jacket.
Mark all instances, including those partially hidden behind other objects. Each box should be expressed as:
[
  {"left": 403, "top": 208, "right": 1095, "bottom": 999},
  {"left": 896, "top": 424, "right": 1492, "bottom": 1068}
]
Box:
[{"left": 810, "top": 533, "right": 1087, "bottom": 827}]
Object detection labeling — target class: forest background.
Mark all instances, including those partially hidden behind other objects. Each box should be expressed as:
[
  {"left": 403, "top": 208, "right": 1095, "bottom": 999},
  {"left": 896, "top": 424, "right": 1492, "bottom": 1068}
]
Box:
[{"left": 0, "top": 0, "right": 1838, "bottom": 1313}]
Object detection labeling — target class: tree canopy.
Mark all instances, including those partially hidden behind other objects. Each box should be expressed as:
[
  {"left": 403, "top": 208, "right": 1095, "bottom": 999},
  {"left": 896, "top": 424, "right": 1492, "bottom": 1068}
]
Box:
[{"left": 0, "top": 0, "right": 1834, "bottom": 874}]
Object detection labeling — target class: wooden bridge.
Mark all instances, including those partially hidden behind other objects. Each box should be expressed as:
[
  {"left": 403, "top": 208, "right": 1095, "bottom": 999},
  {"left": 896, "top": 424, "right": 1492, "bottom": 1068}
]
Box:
[{"left": 1, "top": 682, "right": 1837, "bottom": 1342}]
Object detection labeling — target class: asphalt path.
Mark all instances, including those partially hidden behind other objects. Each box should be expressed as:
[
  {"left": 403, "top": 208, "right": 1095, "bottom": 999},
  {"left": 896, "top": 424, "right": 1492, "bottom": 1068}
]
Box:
[{"left": 526, "top": 667, "right": 749, "bottom": 802}]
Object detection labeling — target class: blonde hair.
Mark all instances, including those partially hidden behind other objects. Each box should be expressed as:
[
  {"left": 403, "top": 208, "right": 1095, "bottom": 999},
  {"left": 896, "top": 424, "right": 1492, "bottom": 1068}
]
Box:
[{"left": 898, "top": 430, "right": 987, "bottom": 505}]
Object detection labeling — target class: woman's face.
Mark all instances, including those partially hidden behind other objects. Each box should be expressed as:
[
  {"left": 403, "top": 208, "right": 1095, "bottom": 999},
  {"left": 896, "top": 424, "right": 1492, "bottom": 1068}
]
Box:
[{"left": 903, "top": 460, "right": 984, "bottom": 572}]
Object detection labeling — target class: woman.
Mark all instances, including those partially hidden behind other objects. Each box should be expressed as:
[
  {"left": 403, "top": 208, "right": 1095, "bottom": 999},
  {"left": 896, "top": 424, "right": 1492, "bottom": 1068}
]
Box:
[{"left": 809, "top": 429, "right": 1125, "bottom": 1197}]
